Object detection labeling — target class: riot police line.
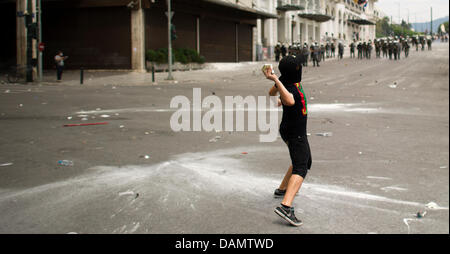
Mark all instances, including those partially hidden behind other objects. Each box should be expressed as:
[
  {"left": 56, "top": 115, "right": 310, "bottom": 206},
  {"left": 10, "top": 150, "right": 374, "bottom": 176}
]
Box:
[{"left": 274, "top": 34, "right": 443, "bottom": 67}]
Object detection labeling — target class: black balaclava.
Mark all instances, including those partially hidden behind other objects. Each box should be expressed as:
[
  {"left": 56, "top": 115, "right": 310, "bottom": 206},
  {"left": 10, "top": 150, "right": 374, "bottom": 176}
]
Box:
[{"left": 278, "top": 55, "right": 302, "bottom": 85}]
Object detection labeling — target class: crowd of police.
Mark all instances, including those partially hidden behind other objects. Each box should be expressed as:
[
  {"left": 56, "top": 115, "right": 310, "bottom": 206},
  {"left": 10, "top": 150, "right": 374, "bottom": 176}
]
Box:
[{"left": 274, "top": 34, "right": 447, "bottom": 67}]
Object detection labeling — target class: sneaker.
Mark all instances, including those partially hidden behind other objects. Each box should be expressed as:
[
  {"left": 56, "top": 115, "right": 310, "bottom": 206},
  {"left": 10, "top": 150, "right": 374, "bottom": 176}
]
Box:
[
  {"left": 274, "top": 188, "right": 286, "bottom": 198},
  {"left": 274, "top": 205, "right": 303, "bottom": 227}
]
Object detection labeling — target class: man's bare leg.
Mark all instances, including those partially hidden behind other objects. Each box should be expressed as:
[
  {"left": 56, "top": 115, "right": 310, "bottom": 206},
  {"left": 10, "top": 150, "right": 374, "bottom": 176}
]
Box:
[
  {"left": 278, "top": 165, "right": 293, "bottom": 190},
  {"left": 281, "top": 174, "right": 304, "bottom": 207}
]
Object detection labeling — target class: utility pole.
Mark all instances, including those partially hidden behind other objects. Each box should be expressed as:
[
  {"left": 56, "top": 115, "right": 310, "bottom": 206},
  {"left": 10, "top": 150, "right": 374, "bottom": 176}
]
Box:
[
  {"left": 430, "top": 7, "right": 433, "bottom": 36},
  {"left": 26, "top": 0, "right": 33, "bottom": 82},
  {"left": 37, "top": 0, "right": 42, "bottom": 81},
  {"left": 166, "top": 0, "right": 174, "bottom": 80}
]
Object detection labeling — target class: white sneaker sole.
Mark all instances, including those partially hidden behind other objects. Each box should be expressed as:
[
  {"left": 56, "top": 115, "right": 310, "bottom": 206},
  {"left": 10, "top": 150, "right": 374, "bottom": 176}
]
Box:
[{"left": 274, "top": 208, "right": 303, "bottom": 227}]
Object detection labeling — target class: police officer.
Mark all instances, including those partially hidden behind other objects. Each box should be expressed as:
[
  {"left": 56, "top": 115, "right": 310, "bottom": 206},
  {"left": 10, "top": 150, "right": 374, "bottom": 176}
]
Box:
[
  {"left": 330, "top": 41, "right": 336, "bottom": 58},
  {"left": 396, "top": 39, "right": 402, "bottom": 60},
  {"left": 275, "top": 43, "right": 281, "bottom": 62},
  {"left": 350, "top": 40, "right": 356, "bottom": 58},
  {"left": 320, "top": 43, "right": 326, "bottom": 62},
  {"left": 302, "top": 42, "right": 309, "bottom": 67},
  {"left": 338, "top": 41, "right": 344, "bottom": 59},
  {"left": 388, "top": 39, "right": 393, "bottom": 60},
  {"left": 325, "top": 42, "right": 330, "bottom": 58},
  {"left": 367, "top": 40, "right": 373, "bottom": 59},
  {"left": 403, "top": 37, "right": 410, "bottom": 58},
  {"left": 382, "top": 38, "right": 388, "bottom": 58},
  {"left": 281, "top": 43, "right": 287, "bottom": 58},
  {"left": 357, "top": 41, "right": 363, "bottom": 59},
  {"left": 311, "top": 42, "right": 320, "bottom": 67}
]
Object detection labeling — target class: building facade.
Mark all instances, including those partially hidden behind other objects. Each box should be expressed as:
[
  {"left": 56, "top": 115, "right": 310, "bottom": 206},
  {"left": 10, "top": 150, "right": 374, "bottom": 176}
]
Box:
[
  {"left": 276, "top": 0, "right": 380, "bottom": 47},
  {"left": 1, "top": 0, "right": 380, "bottom": 72}
]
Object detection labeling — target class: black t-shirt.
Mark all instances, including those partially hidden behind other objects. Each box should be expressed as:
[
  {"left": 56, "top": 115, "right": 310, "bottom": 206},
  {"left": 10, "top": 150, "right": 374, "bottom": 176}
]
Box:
[{"left": 279, "top": 82, "right": 308, "bottom": 140}]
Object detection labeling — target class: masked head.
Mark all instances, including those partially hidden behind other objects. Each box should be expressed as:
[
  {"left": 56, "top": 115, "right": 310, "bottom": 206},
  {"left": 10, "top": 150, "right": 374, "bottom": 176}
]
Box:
[{"left": 278, "top": 55, "right": 302, "bottom": 85}]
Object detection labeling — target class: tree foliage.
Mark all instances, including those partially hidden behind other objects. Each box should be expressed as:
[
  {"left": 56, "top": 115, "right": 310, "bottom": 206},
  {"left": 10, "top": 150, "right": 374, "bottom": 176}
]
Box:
[{"left": 376, "top": 16, "right": 421, "bottom": 38}]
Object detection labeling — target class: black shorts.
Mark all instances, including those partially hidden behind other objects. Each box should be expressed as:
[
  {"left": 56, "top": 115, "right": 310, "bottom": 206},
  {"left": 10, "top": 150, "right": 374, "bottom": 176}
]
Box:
[{"left": 283, "top": 135, "right": 312, "bottom": 178}]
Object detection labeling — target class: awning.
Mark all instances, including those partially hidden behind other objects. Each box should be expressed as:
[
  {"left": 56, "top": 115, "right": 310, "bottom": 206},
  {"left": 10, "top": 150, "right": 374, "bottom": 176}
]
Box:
[
  {"left": 276, "top": 3, "right": 305, "bottom": 11},
  {"left": 202, "top": 0, "right": 279, "bottom": 19},
  {"left": 348, "top": 19, "right": 375, "bottom": 25},
  {"left": 298, "top": 12, "right": 332, "bottom": 22}
]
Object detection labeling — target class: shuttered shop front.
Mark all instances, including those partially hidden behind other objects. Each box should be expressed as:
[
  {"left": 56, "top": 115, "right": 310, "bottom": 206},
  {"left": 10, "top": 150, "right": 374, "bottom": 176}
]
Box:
[{"left": 200, "top": 18, "right": 236, "bottom": 62}]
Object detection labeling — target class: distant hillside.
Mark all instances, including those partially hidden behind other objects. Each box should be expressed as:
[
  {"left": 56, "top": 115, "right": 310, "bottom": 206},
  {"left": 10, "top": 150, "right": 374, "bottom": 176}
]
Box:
[{"left": 411, "top": 16, "right": 449, "bottom": 33}]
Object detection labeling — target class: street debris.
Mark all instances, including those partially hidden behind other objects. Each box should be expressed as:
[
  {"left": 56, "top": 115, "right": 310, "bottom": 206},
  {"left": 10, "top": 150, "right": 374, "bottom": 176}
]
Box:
[
  {"left": 425, "top": 202, "right": 445, "bottom": 210},
  {"left": 241, "top": 152, "right": 248, "bottom": 155},
  {"left": 118, "top": 190, "right": 135, "bottom": 197},
  {"left": 316, "top": 132, "right": 333, "bottom": 137},
  {"left": 416, "top": 211, "right": 427, "bottom": 218},
  {"left": 439, "top": 165, "right": 447, "bottom": 169},
  {"left": 119, "top": 125, "right": 125, "bottom": 128},
  {"left": 67, "top": 116, "right": 73, "bottom": 120},
  {"left": 389, "top": 84, "right": 397, "bottom": 89},
  {"left": 209, "top": 136, "right": 221, "bottom": 143},
  {"left": 0, "top": 163, "right": 13, "bottom": 167},
  {"left": 4, "top": 90, "right": 10, "bottom": 93},
  {"left": 58, "top": 160, "right": 74, "bottom": 166},
  {"left": 18, "top": 104, "right": 23, "bottom": 107},
  {"left": 100, "top": 114, "right": 110, "bottom": 118},
  {"left": 358, "top": 151, "right": 363, "bottom": 155},
  {"left": 140, "top": 155, "right": 150, "bottom": 159},
  {"left": 63, "top": 122, "right": 108, "bottom": 127}
]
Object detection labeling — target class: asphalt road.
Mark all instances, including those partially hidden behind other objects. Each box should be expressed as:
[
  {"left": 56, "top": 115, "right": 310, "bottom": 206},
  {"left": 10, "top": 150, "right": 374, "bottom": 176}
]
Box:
[{"left": 0, "top": 43, "right": 448, "bottom": 234}]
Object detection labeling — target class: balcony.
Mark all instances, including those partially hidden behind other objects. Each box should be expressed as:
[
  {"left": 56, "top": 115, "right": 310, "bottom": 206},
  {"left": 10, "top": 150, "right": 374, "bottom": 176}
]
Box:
[
  {"left": 276, "top": 0, "right": 305, "bottom": 11},
  {"left": 298, "top": 9, "right": 332, "bottom": 22}
]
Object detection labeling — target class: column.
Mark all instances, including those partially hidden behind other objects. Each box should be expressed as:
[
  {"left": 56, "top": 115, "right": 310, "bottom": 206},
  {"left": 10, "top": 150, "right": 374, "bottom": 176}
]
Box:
[
  {"left": 131, "top": 4, "right": 145, "bottom": 72},
  {"left": 16, "top": 0, "right": 27, "bottom": 67}
]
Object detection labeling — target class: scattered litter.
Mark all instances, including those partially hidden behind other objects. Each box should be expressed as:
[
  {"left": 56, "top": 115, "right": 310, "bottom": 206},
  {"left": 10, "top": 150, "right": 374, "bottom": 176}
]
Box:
[
  {"left": 58, "top": 160, "right": 74, "bottom": 166},
  {"left": 115, "top": 113, "right": 120, "bottom": 116},
  {"left": 63, "top": 122, "right": 108, "bottom": 127},
  {"left": 310, "top": 97, "right": 315, "bottom": 100},
  {"left": 100, "top": 114, "right": 110, "bottom": 118},
  {"left": 4, "top": 90, "right": 10, "bottom": 93},
  {"left": 0, "top": 163, "right": 13, "bottom": 167},
  {"left": 389, "top": 84, "right": 397, "bottom": 89},
  {"left": 67, "top": 232, "right": 78, "bottom": 234},
  {"left": 144, "top": 132, "right": 149, "bottom": 135},
  {"left": 425, "top": 202, "right": 447, "bottom": 210},
  {"left": 96, "top": 108, "right": 101, "bottom": 111},
  {"left": 316, "top": 132, "right": 333, "bottom": 137},
  {"left": 140, "top": 155, "right": 150, "bottom": 159},
  {"left": 174, "top": 81, "right": 178, "bottom": 84},
  {"left": 439, "top": 166, "right": 447, "bottom": 169},
  {"left": 119, "top": 191, "right": 135, "bottom": 197},
  {"left": 358, "top": 151, "right": 363, "bottom": 155},
  {"left": 307, "top": 133, "right": 311, "bottom": 136},
  {"left": 241, "top": 152, "right": 248, "bottom": 155},
  {"left": 345, "top": 123, "right": 351, "bottom": 126},
  {"left": 119, "top": 125, "right": 125, "bottom": 128},
  {"left": 41, "top": 102, "right": 48, "bottom": 105},
  {"left": 18, "top": 104, "right": 23, "bottom": 107},
  {"left": 67, "top": 116, "right": 72, "bottom": 120},
  {"left": 209, "top": 136, "right": 222, "bottom": 142},
  {"left": 416, "top": 211, "right": 427, "bottom": 218},
  {"left": 112, "top": 86, "right": 117, "bottom": 89}
]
